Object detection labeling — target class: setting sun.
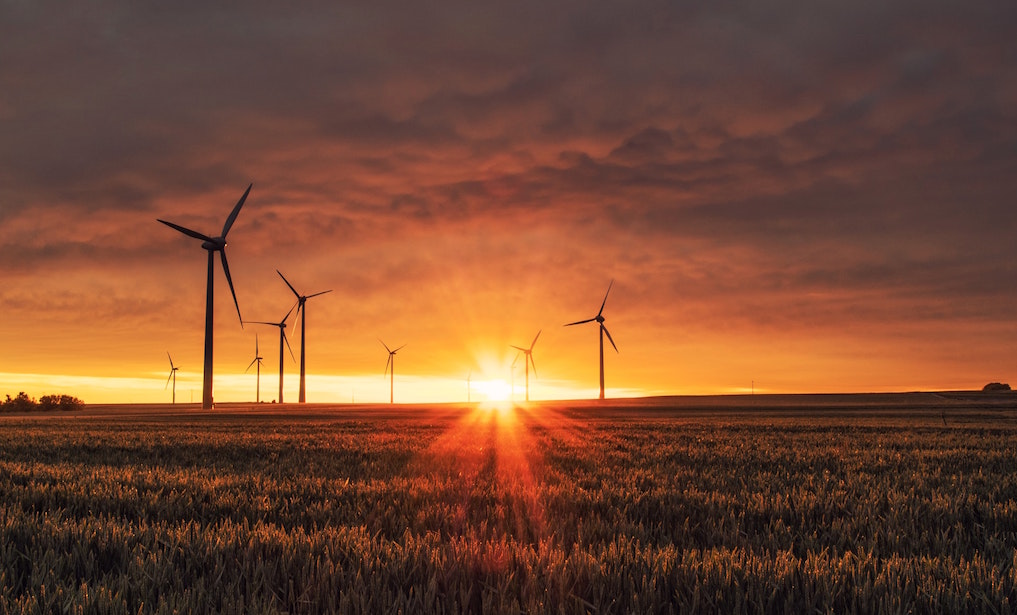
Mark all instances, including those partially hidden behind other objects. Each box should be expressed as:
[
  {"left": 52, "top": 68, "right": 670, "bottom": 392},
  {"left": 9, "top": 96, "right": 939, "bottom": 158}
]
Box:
[{"left": 473, "top": 379, "right": 512, "bottom": 402}]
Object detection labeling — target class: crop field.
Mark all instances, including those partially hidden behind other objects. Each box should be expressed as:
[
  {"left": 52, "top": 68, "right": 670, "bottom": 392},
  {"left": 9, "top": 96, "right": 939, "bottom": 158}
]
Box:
[{"left": 1, "top": 393, "right": 1016, "bottom": 614}]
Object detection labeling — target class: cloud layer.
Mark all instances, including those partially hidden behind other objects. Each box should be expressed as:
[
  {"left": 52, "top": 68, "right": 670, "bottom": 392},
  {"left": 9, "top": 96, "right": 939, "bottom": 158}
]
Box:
[{"left": 2, "top": 1, "right": 1016, "bottom": 400}]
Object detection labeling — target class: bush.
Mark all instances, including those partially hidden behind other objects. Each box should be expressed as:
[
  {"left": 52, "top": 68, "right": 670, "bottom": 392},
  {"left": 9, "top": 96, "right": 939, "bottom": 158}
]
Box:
[
  {"left": 1, "top": 392, "right": 84, "bottom": 412},
  {"left": 982, "top": 382, "right": 1011, "bottom": 392},
  {"left": 38, "top": 394, "right": 86, "bottom": 411}
]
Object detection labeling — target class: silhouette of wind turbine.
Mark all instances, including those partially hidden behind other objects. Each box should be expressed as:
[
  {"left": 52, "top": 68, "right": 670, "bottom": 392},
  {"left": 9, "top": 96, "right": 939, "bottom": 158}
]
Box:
[
  {"left": 277, "top": 270, "right": 332, "bottom": 403},
  {"left": 564, "top": 280, "right": 618, "bottom": 400},
  {"left": 380, "top": 339, "right": 406, "bottom": 404},
  {"left": 246, "top": 305, "right": 296, "bottom": 403},
  {"left": 245, "top": 334, "right": 264, "bottom": 403},
  {"left": 158, "top": 184, "right": 251, "bottom": 410},
  {"left": 511, "top": 330, "right": 541, "bottom": 402},
  {"left": 165, "top": 352, "right": 179, "bottom": 404}
]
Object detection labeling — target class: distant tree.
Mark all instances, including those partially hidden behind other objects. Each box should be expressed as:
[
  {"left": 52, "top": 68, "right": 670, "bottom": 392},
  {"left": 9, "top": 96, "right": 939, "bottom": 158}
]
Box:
[
  {"left": 1, "top": 392, "right": 36, "bottom": 413},
  {"left": 982, "top": 382, "right": 1011, "bottom": 392}
]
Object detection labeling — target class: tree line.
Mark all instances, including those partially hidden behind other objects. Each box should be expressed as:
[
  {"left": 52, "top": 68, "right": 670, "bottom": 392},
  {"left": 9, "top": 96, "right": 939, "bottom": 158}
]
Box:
[{"left": 1, "top": 392, "right": 84, "bottom": 412}]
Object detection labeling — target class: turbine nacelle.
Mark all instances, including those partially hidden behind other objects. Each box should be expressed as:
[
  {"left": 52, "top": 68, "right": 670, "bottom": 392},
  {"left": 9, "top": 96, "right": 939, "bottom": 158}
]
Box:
[{"left": 201, "top": 237, "right": 227, "bottom": 251}]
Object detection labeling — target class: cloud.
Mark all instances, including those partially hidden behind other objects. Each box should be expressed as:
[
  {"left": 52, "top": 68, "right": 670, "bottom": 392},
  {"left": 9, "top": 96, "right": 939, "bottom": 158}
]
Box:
[{"left": 2, "top": 0, "right": 1016, "bottom": 395}]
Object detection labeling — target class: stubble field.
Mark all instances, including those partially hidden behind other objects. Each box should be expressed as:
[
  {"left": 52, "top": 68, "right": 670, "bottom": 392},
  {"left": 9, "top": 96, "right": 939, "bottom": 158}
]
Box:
[{"left": 1, "top": 393, "right": 1016, "bottom": 614}]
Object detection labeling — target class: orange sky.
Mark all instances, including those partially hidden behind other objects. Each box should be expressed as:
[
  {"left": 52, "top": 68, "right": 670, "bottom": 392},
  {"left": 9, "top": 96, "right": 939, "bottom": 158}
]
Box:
[{"left": 2, "top": 2, "right": 1016, "bottom": 403}]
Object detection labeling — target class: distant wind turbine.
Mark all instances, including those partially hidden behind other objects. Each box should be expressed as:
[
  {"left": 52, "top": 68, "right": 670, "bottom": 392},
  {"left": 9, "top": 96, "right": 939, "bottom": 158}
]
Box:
[
  {"left": 277, "top": 270, "right": 332, "bottom": 403},
  {"left": 511, "top": 330, "right": 541, "bottom": 402},
  {"left": 245, "top": 334, "right": 264, "bottom": 403},
  {"left": 165, "top": 352, "right": 179, "bottom": 404},
  {"left": 564, "top": 280, "right": 618, "bottom": 400},
  {"left": 158, "top": 184, "right": 252, "bottom": 410},
  {"left": 246, "top": 305, "right": 296, "bottom": 403},
  {"left": 380, "top": 339, "right": 406, "bottom": 404}
]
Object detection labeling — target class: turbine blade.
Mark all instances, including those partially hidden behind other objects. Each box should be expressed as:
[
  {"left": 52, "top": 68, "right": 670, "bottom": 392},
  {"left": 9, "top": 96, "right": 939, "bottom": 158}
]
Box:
[
  {"left": 283, "top": 331, "right": 296, "bottom": 361},
  {"left": 167, "top": 352, "right": 175, "bottom": 369},
  {"left": 564, "top": 317, "right": 596, "bottom": 327},
  {"left": 510, "top": 345, "right": 527, "bottom": 352},
  {"left": 307, "top": 289, "right": 332, "bottom": 299},
  {"left": 222, "top": 183, "right": 252, "bottom": 237},
  {"left": 378, "top": 338, "right": 391, "bottom": 353},
  {"left": 282, "top": 302, "right": 298, "bottom": 324},
  {"left": 394, "top": 344, "right": 406, "bottom": 353},
  {"left": 245, "top": 357, "right": 258, "bottom": 373},
  {"left": 165, "top": 371, "right": 173, "bottom": 389},
  {"left": 158, "top": 219, "right": 213, "bottom": 243},
  {"left": 530, "top": 329, "right": 542, "bottom": 350},
  {"left": 602, "top": 324, "right": 619, "bottom": 353},
  {"left": 597, "top": 279, "right": 614, "bottom": 317},
  {"left": 530, "top": 354, "right": 538, "bottom": 379},
  {"left": 512, "top": 353, "right": 520, "bottom": 368},
  {"left": 220, "top": 251, "right": 243, "bottom": 325},
  {"left": 384, "top": 354, "right": 392, "bottom": 377},
  {"left": 245, "top": 321, "right": 278, "bottom": 326},
  {"left": 277, "top": 270, "right": 300, "bottom": 298},
  {"left": 255, "top": 334, "right": 259, "bottom": 355}
]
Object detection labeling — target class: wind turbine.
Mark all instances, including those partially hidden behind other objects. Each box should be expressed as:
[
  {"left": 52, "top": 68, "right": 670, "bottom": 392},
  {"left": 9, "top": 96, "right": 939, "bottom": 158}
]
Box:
[
  {"left": 245, "top": 334, "right": 264, "bottom": 403},
  {"left": 246, "top": 305, "right": 296, "bottom": 403},
  {"left": 564, "top": 280, "right": 618, "bottom": 400},
  {"left": 165, "top": 352, "right": 179, "bottom": 404},
  {"left": 277, "top": 270, "right": 332, "bottom": 403},
  {"left": 380, "top": 339, "right": 406, "bottom": 404},
  {"left": 511, "top": 330, "right": 541, "bottom": 402},
  {"left": 157, "top": 184, "right": 251, "bottom": 410}
]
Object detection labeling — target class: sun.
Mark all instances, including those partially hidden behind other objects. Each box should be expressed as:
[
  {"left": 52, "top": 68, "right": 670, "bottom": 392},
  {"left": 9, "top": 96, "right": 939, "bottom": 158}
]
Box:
[{"left": 474, "top": 379, "right": 512, "bottom": 402}]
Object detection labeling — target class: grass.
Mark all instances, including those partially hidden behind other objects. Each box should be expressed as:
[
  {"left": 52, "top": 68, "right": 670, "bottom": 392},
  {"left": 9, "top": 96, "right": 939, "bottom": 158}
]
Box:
[{"left": 1, "top": 396, "right": 1016, "bottom": 613}]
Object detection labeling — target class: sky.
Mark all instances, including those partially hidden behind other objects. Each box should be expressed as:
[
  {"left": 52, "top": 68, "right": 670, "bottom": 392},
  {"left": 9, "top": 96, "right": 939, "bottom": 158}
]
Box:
[{"left": 1, "top": 1, "right": 1016, "bottom": 404}]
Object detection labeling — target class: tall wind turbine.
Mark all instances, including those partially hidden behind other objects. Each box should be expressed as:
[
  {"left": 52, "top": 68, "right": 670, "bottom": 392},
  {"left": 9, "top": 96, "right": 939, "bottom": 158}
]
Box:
[
  {"left": 245, "top": 335, "right": 264, "bottom": 403},
  {"left": 380, "top": 339, "right": 406, "bottom": 404},
  {"left": 158, "top": 184, "right": 251, "bottom": 410},
  {"left": 246, "top": 305, "right": 296, "bottom": 403},
  {"left": 165, "top": 352, "right": 179, "bottom": 404},
  {"left": 564, "top": 280, "right": 618, "bottom": 400},
  {"left": 277, "top": 270, "right": 332, "bottom": 403},
  {"left": 511, "top": 330, "right": 541, "bottom": 402}
]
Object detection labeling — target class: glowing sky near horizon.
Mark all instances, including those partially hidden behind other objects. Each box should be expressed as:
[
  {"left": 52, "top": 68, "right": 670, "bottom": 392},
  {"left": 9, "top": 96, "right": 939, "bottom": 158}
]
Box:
[{"left": 1, "top": 1, "right": 1016, "bottom": 404}]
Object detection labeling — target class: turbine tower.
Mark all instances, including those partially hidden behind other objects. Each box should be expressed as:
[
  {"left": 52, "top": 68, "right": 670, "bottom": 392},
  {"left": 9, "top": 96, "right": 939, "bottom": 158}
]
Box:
[
  {"left": 158, "top": 184, "right": 251, "bottom": 410},
  {"left": 245, "top": 334, "right": 264, "bottom": 403},
  {"left": 380, "top": 339, "right": 406, "bottom": 404},
  {"left": 246, "top": 305, "right": 296, "bottom": 403},
  {"left": 277, "top": 270, "right": 332, "bottom": 403},
  {"left": 511, "top": 330, "right": 541, "bottom": 402},
  {"left": 564, "top": 280, "right": 618, "bottom": 400},
  {"left": 165, "top": 352, "right": 179, "bottom": 404}
]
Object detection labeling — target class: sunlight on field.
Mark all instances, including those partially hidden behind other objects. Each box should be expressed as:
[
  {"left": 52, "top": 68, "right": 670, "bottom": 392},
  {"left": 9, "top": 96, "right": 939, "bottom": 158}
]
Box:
[{"left": 417, "top": 402, "right": 550, "bottom": 541}]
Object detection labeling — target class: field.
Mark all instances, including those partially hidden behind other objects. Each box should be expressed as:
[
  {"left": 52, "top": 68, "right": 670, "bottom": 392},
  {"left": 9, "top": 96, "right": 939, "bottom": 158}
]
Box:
[{"left": 1, "top": 393, "right": 1016, "bottom": 614}]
